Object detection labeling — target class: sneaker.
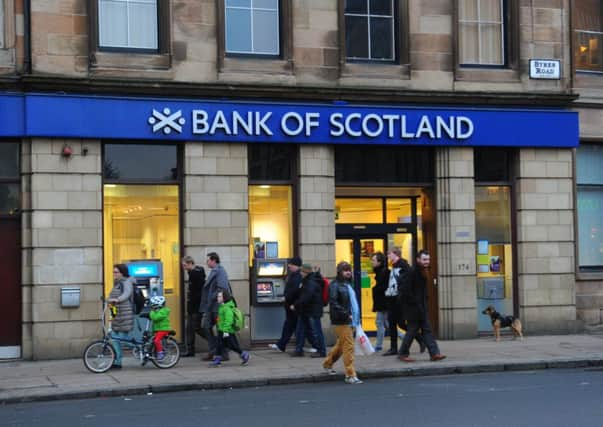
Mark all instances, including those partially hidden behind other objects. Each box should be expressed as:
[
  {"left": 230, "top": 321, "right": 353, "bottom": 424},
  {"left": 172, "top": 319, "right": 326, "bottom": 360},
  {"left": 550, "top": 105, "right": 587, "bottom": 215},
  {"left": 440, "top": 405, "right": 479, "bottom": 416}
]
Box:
[
  {"left": 344, "top": 376, "right": 363, "bottom": 384},
  {"left": 268, "top": 343, "right": 284, "bottom": 352},
  {"left": 303, "top": 347, "right": 318, "bottom": 353},
  {"left": 374, "top": 346, "right": 383, "bottom": 352},
  {"left": 209, "top": 356, "right": 222, "bottom": 367},
  {"left": 241, "top": 351, "right": 250, "bottom": 366},
  {"left": 156, "top": 351, "right": 165, "bottom": 361},
  {"left": 323, "top": 367, "right": 337, "bottom": 375}
]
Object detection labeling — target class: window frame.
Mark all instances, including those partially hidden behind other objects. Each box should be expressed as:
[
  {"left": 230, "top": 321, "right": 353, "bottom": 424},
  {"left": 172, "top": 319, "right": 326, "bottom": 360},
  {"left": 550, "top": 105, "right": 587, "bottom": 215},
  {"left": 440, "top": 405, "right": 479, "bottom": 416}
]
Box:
[
  {"left": 338, "top": 0, "right": 409, "bottom": 66},
  {"left": 454, "top": 0, "right": 519, "bottom": 81},
  {"left": 458, "top": 0, "right": 506, "bottom": 68},
  {"left": 88, "top": 0, "right": 171, "bottom": 69},
  {"left": 224, "top": 0, "right": 281, "bottom": 57}
]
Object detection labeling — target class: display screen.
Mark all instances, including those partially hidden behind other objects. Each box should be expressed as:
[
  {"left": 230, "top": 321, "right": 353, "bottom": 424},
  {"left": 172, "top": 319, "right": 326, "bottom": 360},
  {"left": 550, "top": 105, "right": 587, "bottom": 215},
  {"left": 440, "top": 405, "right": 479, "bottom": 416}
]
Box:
[
  {"left": 128, "top": 263, "right": 159, "bottom": 277},
  {"left": 257, "top": 261, "right": 286, "bottom": 276},
  {"left": 256, "top": 282, "right": 273, "bottom": 296}
]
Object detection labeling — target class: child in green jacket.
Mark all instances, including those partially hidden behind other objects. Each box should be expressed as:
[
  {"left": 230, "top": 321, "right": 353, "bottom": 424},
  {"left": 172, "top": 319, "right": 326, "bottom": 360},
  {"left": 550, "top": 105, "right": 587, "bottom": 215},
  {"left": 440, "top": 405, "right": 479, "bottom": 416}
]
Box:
[
  {"left": 148, "top": 295, "right": 171, "bottom": 361},
  {"left": 210, "top": 290, "right": 249, "bottom": 366}
]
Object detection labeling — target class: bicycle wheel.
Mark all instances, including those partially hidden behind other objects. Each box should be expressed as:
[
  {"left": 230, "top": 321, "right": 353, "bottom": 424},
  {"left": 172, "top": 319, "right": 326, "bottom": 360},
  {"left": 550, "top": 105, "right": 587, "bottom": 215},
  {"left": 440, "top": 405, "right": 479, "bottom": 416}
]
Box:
[
  {"left": 151, "top": 337, "right": 180, "bottom": 369},
  {"left": 83, "top": 340, "right": 115, "bottom": 373}
]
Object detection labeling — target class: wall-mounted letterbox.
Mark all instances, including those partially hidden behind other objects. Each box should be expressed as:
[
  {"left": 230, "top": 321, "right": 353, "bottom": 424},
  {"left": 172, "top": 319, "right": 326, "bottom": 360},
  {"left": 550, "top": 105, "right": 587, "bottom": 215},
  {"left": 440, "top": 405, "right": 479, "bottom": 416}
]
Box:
[{"left": 61, "top": 287, "right": 80, "bottom": 308}]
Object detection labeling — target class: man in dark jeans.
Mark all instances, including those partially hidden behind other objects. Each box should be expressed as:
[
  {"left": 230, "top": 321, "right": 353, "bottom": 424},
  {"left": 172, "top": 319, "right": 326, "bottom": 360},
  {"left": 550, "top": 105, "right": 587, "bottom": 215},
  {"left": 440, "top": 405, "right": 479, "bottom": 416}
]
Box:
[
  {"left": 269, "top": 257, "right": 303, "bottom": 353},
  {"left": 291, "top": 264, "right": 326, "bottom": 358},
  {"left": 181, "top": 256, "right": 206, "bottom": 357},
  {"left": 398, "top": 249, "right": 446, "bottom": 363},
  {"left": 382, "top": 247, "right": 410, "bottom": 356}
]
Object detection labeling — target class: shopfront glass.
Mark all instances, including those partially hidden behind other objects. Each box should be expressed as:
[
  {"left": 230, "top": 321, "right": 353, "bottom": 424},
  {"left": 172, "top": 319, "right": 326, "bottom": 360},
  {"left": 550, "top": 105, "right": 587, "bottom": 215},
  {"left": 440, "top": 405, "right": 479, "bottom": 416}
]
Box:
[
  {"left": 249, "top": 185, "right": 293, "bottom": 262},
  {"left": 103, "top": 184, "right": 181, "bottom": 338},
  {"left": 475, "top": 186, "right": 513, "bottom": 332}
]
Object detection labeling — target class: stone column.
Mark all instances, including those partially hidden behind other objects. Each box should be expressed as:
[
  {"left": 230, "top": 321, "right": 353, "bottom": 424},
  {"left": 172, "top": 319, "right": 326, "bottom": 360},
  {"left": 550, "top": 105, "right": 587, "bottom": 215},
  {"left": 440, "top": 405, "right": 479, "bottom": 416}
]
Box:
[
  {"left": 436, "top": 147, "right": 476, "bottom": 339},
  {"left": 516, "top": 148, "right": 579, "bottom": 333},
  {"left": 183, "top": 142, "right": 249, "bottom": 343},
  {"left": 26, "top": 138, "right": 103, "bottom": 359},
  {"left": 298, "top": 145, "right": 336, "bottom": 278}
]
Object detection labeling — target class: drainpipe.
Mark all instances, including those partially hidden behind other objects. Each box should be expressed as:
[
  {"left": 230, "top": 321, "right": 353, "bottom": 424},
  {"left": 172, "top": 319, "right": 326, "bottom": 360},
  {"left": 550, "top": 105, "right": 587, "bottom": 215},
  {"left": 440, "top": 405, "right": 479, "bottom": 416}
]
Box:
[{"left": 23, "top": 0, "right": 31, "bottom": 74}]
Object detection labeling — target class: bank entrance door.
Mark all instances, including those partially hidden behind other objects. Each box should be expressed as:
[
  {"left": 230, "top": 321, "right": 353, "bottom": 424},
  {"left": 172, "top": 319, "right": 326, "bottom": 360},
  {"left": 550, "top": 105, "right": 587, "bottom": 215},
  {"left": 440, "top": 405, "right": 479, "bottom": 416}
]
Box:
[{"left": 335, "top": 231, "right": 415, "bottom": 333}]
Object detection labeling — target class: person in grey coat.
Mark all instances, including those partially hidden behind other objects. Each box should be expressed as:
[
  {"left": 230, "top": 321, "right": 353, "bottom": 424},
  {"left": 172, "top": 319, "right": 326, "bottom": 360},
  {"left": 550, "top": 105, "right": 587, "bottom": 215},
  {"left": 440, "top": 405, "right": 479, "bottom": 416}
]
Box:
[
  {"left": 198, "top": 252, "right": 231, "bottom": 360},
  {"left": 107, "top": 263, "right": 136, "bottom": 369}
]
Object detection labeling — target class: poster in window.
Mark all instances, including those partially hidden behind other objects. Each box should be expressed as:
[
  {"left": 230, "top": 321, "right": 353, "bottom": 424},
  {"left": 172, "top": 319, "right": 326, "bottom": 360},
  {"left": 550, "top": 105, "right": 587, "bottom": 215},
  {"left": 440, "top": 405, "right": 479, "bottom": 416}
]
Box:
[
  {"left": 253, "top": 238, "right": 265, "bottom": 259},
  {"left": 266, "top": 241, "right": 278, "bottom": 259}
]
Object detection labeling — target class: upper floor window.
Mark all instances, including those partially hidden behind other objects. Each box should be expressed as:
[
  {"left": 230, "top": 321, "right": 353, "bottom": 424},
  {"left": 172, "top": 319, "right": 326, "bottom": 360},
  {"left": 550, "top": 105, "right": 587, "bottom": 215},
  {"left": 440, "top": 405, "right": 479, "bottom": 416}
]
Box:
[
  {"left": 225, "top": 0, "right": 280, "bottom": 56},
  {"left": 459, "top": 0, "right": 506, "bottom": 66},
  {"left": 98, "top": 0, "right": 158, "bottom": 50},
  {"left": 0, "top": 0, "right": 4, "bottom": 49},
  {"left": 344, "top": 0, "right": 396, "bottom": 62},
  {"left": 574, "top": 0, "right": 603, "bottom": 73}
]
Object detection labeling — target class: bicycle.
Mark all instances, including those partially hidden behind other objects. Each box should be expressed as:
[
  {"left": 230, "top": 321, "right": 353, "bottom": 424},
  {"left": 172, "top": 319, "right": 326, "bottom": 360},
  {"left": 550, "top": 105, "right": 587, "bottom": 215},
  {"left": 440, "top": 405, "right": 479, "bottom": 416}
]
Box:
[{"left": 83, "top": 303, "right": 180, "bottom": 373}]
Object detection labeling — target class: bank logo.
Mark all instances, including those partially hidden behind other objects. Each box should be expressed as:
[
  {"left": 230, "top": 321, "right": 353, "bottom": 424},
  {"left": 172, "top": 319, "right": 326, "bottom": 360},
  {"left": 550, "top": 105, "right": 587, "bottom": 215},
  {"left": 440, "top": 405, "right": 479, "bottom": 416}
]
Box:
[{"left": 148, "top": 108, "right": 186, "bottom": 134}]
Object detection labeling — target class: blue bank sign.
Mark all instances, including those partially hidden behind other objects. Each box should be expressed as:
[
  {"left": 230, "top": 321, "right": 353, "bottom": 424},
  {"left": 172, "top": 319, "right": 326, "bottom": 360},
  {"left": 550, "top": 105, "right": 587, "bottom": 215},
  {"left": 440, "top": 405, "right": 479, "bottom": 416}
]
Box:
[{"left": 0, "top": 93, "right": 579, "bottom": 147}]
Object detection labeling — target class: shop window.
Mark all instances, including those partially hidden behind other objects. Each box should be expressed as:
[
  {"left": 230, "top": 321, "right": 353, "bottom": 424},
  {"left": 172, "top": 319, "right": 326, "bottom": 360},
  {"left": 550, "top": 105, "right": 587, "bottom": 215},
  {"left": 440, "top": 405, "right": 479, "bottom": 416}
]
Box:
[
  {"left": 475, "top": 147, "right": 511, "bottom": 182},
  {"left": 0, "top": 142, "right": 19, "bottom": 217},
  {"left": 249, "top": 185, "right": 293, "bottom": 262},
  {"left": 335, "top": 145, "right": 434, "bottom": 184},
  {"left": 249, "top": 144, "right": 295, "bottom": 181},
  {"left": 225, "top": 0, "right": 280, "bottom": 56},
  {"left": 577, "top": 144, "right": 603, "bottom": 270},
  {"left": 475, "top": 186, "right": 513, "bottom": 332},
  {"left": 573, "top": 1, "right": 603, "bottom": 73},
  {"left": 102, "top": 143, "right": 181, "bottom": 338},
  {"left": 335, "top": 198, "right": 382, "bottom": 223},
  {"left": 103, "top": 143, "right": 178, "bottom": 182},
  {"left": 385, "top": 198, "right": 412, "bottom": 223}
]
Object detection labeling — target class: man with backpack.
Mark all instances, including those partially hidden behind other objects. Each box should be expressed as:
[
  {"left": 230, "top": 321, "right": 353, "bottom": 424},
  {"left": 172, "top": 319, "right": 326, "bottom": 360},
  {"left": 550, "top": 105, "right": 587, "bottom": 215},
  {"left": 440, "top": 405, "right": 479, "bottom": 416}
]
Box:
[{"left": 181, "top": 256, "right": 206, "bottom": 357}]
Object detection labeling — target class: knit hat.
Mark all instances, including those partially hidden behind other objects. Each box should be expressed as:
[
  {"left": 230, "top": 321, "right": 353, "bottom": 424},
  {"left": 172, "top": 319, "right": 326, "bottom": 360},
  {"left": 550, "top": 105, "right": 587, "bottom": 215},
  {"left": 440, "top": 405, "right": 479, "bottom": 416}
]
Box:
[
  {"left": 301, "top": 263, "right": 314, "bottom": 274},
  {"left": 288, "top": 256, "right": 302, "bottom": 267}
]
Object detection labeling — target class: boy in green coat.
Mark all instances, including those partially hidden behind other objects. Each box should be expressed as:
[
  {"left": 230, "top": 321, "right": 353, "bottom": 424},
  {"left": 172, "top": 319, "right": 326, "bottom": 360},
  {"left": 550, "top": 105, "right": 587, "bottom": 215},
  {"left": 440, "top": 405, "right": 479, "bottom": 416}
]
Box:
[
  {"left": 210, "top": 290, "right": 250, "bottom": 366},
  {"left": 148, "top": 295, "right": 171, "bottom": 361}
]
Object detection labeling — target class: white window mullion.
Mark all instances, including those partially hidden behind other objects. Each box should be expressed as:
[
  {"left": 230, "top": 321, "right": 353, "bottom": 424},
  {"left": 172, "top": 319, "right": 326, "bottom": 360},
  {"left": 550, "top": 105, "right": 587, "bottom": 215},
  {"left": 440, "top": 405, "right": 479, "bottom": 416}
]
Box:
[{"left": 250, "top": 0, "right": 255, "bottom": 53}]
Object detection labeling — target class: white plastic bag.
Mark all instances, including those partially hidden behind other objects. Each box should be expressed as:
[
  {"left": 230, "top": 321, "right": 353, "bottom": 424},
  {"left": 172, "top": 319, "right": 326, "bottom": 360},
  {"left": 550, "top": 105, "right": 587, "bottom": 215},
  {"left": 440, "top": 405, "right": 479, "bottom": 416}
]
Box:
[{"left": 354, "top": 325, "right": 375, "bottom": 356}]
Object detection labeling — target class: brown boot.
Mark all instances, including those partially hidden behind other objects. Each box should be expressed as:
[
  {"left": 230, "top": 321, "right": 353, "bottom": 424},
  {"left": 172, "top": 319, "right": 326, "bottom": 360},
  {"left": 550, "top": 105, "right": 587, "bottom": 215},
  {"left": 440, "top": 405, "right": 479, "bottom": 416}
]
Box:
[
  {"left": 430, "top": 354, "right": 447, "bottom": 362},
  {"left": 399, "top": 356, "right": 415, "bottom": 363},
  {"left": 201, "top": 353, "right": 214, "bottom": 361}
]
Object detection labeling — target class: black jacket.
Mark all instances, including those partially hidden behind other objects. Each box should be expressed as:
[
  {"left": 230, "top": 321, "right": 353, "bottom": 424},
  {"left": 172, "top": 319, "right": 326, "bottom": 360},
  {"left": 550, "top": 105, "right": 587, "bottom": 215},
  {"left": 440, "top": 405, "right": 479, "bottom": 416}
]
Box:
[
  {"left": 293, "top": 274, "right": 323, "bottom": 318},
  {"left": 399, "top": 265, "right": 429, "bottom": 323},
  {"left": 187, "top": 265, "right": 206, "bottom": 313},
  {"left": 284, "top": 270, "right": 302, "bottom": 311},
  {"left": 328, "top": 280, "right": 352, "bottom": 325},
  {"left": 372, "top": 265, "right": 389, "bottom": 312}
]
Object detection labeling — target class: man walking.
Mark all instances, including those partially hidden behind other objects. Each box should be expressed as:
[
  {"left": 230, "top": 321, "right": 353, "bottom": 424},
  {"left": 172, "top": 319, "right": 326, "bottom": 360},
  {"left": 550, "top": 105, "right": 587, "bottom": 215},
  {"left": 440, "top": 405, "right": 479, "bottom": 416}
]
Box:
[
  {"left": 291, "top": 264, "right": 326, "bottom": 358},
  {"left": 382, "top": 247, "right": 410, "bottom": 356},
  {"left": 269, "top": 257, "right": 302, "bottom": 353},
  {"left": 181, "top": 256, "right": 206, "bottom": 357},
  {"left": 398, "top": 249, "right": 446, "bottom": 363},
  {"left": 198, "top": 252, "right": 231, "bottom": 361}
]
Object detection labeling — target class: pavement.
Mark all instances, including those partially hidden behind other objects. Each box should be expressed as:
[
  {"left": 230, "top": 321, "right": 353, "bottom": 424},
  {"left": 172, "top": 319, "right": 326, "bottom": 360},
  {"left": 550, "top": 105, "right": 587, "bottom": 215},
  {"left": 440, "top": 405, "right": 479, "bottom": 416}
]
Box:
[{"left": 2, "top": 333, "right": 603, "bottom": 404}]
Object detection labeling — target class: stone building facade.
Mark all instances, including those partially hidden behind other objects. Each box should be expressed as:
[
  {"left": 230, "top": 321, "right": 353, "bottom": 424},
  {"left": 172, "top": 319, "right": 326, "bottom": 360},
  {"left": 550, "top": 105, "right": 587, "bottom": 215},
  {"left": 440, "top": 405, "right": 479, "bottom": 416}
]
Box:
[{"left": 0, "top": 1, "right": 599, "bottom": 360}]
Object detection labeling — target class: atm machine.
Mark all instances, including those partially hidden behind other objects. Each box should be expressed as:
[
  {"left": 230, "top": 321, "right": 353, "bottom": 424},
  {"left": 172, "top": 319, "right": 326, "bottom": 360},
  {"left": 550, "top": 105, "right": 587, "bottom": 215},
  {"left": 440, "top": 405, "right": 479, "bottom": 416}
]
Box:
[
  {"left": 250, "top": 259, "right": 288, "bottom": 341},
  {"left": 126, "top": 259, "right": 164, "bottom": 299}
]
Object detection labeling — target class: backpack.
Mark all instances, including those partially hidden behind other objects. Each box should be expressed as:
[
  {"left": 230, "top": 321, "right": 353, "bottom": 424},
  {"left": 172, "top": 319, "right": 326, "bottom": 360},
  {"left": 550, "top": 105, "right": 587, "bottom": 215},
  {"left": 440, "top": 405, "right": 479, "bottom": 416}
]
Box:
[
  {"left": 232, "top": 305, "right": 245, "bottom": 332},
  {"left": 132, "top": 286, "right": 146, "bottom": 315},
  {"left": 321, "top": 278, "right": 330, "bottom": 306}
]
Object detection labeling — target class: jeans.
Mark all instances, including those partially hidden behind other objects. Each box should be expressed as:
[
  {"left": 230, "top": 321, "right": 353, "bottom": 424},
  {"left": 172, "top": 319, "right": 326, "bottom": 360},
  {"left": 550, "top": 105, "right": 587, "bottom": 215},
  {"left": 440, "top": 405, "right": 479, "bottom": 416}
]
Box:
[
  {"left": 295, "top": 314, "right": 324, "bottom": 354},
  {"left": 323, "top": 325, "right": 356, "bottom": 378},
  {"left": 399, "top": 316, "right": 440, "bottom": 357},
  {"left": 110, "top": 330, "right": 133, "bottom": 365},
  {"left": 276, "top": 310, "right": 298, "bottom": 351},
  {"left": 375, "top": 311, "right": 388, "bottom": 349}
]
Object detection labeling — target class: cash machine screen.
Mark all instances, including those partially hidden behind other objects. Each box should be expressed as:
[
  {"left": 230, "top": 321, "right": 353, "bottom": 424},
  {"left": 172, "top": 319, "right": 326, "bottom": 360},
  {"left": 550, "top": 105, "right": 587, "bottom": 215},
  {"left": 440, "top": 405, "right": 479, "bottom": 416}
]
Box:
[
  {"left": 256, "top": 282, "right": 273, "bottom": 297},
  {"left": 257, "top": 261, "right": 286, "bottom": 277},
  {"left": 128, "top": 263, "right": 159, "bottom": 277}
]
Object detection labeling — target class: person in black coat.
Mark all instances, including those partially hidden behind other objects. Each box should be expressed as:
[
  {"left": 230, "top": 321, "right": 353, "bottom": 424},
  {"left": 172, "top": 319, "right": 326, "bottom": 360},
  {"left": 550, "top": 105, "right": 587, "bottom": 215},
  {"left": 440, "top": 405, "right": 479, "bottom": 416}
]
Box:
[
  {"left": 291, "top": 264, "right": 326, "bottom": 357},
  {"left": 270, "top": 257, "right": 303, "bottom": 353},
  {"left": 382, "top": 247, "right": 411, "bottom": 356},
  {"left": 398, "top": 250, "right": 446, "bottom": 362},
  {"left": 181, "top": 256, "right": 206, "bottom": 357},
  {"left": 371, "top": 252, "right": 389, "bottom": 352}
]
